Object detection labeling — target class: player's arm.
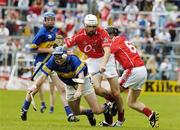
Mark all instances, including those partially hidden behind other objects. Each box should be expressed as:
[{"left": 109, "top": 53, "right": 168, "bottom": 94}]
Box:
[
  {"left": 53, "top": 36, "right": 73, "bottom": 54},
  {"left": 28, "top": 59, "right": 53, "bottom": 97},
  {"left": 31, "top": 73, "right": 47, "bottom": 90},
  {"left": 28, "top": 67, "right": 49, "bottom": 93},
  {"left": 59, "top": 37, "right": 79, "bottom": 56},
  {"left": 36, "top": 47, "right": 54, "bottom": 53},
  {"left": 63, "top": 34, "right": 80, "bottom": 51},
  {"left": 30, "top": 57, "right": 54, "bottom": 92},
  {"left": 30, "top": 45, "right": 54, "bottom": 54},
  {"left": 100, "top": 29, "right": 112, "bottom": 73},
  {"left": 72, "top": 56, "right": 86, "bottom": 98},
  {"left": 100, "top": 46, "right": 111, "bottom": 72},
  {"left": 30, "top": 33, "right": 54, "bottom": 54},
  {"left": 74, "top": 71, "right": 84, "bottom": 99},
  {"left": 41, "top": 56, "right": 54, "bottom": 76}
]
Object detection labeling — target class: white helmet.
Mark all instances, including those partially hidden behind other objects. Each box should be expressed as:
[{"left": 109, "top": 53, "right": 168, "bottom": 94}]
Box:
[{"left": 84, "top": 14, "right": 98, "bottom": 26}]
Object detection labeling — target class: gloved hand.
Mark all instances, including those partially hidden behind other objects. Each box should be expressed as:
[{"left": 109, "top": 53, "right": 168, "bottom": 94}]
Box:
[{"left": 53, "top": 35, "right": 64, "bottom": 48}]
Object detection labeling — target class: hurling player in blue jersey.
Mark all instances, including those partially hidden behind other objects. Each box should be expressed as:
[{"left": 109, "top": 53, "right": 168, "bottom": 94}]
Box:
[
  {"left": 21, "top": 12, "right": 77, "bottom": 122},
  {"left": 22, "top": 46, "right": 111, "bottom": 126},
  {"left": 30, "top": 11, "right": 57, "bottom": 113}
]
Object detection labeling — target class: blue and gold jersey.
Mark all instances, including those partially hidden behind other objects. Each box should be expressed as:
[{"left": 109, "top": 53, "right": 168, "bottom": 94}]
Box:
[
  {"left": 30, "top": 26, "right": 58, "bottom": 65},
  {"left": 41, "top": 55, "right": 88, "bottom": 86}
]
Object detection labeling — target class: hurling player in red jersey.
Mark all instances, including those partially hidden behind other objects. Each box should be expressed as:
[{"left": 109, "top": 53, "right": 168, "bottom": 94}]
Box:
[
  {"left": 63, "top": 14, "right": 125, "bottom": 126},
  {"left": 106, "top": 26, "right": 159, "bottom": 128}
]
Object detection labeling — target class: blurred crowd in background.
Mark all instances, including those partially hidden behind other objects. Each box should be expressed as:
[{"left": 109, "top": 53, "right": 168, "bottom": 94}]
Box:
[{"left": 0, "top": 0, "right": 180, "bottom": 82}]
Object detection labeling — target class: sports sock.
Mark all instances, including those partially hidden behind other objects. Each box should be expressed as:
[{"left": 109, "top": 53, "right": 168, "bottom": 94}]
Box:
[
  {"left": 64, "top": 106, "right": 73, "bottom": 116},
  {"left": 85, "top": 109, "right": 93, "bottom": 116},
  {"left": 118, "top": 109, "right": 125, "bottom": 122},
  {"left": 142, "top": 107, "right": 153, "bottom": 117},
  {"left": 50, "top": 106, "right": 54, "bottom": 112},
  {"left": 22, "top": 100, "right": 30, "bottom": 112},
  {"left": 103, "top": 103, "right": 109, "bottom": 113},
  {"left": 104, "top": 113, "right": 113, "bottom": 124},
  {"left": 41, "top": 102, "right": 46, "bottom": 107}
]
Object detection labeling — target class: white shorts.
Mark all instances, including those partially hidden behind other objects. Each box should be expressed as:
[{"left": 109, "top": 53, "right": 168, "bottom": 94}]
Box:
[
  {"left": 119, "top": 66, "right": 147, "bottom": 90},
  {"left": 85, "top": 55, "right": 118, "bottom": 78},
  {"left": 65, "top": 78, "right": 94, "bottom": 101}
]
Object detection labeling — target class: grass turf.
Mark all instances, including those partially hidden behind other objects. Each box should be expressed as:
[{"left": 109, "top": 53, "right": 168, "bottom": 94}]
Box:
[{"left": 0, "top": 90, "right": 180, "bottom": 130}]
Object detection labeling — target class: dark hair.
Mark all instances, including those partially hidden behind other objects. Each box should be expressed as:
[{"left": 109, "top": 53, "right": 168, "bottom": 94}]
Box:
[{"left": 105, "top": 26, "right": 121, "bottom": 36}]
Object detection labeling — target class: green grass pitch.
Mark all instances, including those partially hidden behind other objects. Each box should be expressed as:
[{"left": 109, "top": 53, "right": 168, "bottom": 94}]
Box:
[{"left": 0, "top": 90, "right": 180, "bottom": 130}]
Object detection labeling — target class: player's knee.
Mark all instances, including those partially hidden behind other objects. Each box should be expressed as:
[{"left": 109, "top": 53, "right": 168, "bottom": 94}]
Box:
[
  {"left": 127, "top": 102, "right": 133, "bottom": 108},
  {"left": 28, "top": 86, "right": 39, "bottom": 95},
  {"left": 49, "top": 87, "right": 55, "bottom": 94},
  {"left": 27, "top": 89, "right": 38, "bottom": 96},
  {"left": 94, "top": 87, "right": 101, "bottom": 95},
  {"left": 127, "top": 100, "right": 135, "bottom": 109}
]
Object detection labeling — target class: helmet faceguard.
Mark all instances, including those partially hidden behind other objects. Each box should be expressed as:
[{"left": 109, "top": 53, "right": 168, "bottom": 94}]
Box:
[
  {"left": 84, "top": 14, "right": 98, "bottom": 36},
  {"left": 43, "top": 11, "right": 55, "bottom": 30},
  {"left": 43, "top": 12, "right": 55, "bottom": 21},
  {"left": 53, "top": 46, "right": 67, "bottom": 65}
]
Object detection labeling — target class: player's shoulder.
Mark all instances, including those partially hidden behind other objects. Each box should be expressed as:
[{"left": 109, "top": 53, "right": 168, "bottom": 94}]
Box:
[
  {"left": 48, "top": 55, "right": 56, "bottom": 63},
  {"left": 71, "top": 28, "right": 85, "bottom": 39},
  {"left": 69, "top": 55, "right": 79, "bottom": 59},
  {"left": 76, "top": 28, "right": 85, "bottom": 34},
  {"left": 52, "top": 27, "right": 58, "bottom": 33},
  {"left": 113, "top": 35, "right": 127, "bottom": 43},
  {"left": 97, "top": 27, "right": 106, "bottom": 33},
  {"left": 68, "top": 55, "right": 81, "bottom": 63},
  {"left": 39, "top": 26, "right": 47, "bottom": 32},
  {"left": 36, "top": 26, "right": 47, "bottom": 36}
]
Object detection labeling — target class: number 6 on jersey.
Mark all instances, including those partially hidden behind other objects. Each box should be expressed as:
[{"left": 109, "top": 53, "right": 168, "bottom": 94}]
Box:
[{"left": 124, "top": 41, "right": 137, "bottom": 53}]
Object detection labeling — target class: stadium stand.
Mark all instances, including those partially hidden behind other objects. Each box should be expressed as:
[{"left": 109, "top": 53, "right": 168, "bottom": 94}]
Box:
[{"left": 0, "top": 0, "right": 180, "bottom": 89}]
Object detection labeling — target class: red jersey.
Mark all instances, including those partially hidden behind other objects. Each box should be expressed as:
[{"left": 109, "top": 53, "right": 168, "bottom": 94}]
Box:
[
  {"left": 64, "top": 27, "right": 112, "bottom": 58},
  {"left": 111, "top": 36, "right": 144, "bottom": 70}
]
